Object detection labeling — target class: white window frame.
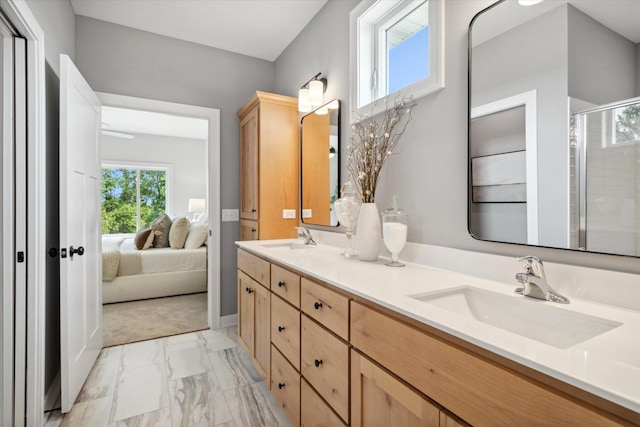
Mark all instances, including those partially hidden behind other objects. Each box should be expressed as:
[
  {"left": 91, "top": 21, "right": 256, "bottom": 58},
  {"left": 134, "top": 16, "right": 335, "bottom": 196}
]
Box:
[
  {"left": 101, "top": 161, "right": 173, "bottom": 235},
  {"left": 350, "top": 0, "right": 444, "bottom": 121}
]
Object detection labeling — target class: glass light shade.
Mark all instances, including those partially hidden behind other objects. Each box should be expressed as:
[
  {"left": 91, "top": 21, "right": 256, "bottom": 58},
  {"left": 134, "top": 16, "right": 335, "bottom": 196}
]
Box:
[
  {"left": 188, "top": 198, "right": 205, "bottom": 213},
  {"left": 298, "top": 88, "right": 311, "bottom": 112},
  {"left": 518, "top": 0, "right": 543, "bottom": 5},
  {"left": 315, "top": 106, "right": 329, "bottom": 115},
  {"left": 309, "top": 79, "right": 324, "bottom": 107}
]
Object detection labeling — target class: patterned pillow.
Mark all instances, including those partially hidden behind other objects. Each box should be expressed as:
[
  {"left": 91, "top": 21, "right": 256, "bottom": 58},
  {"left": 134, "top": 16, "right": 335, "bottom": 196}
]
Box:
[
  {"left": 169, "top": 216, "right": 190, "bottom": 249},
  {"left": 151, "top": 214, "right": 172, "bottom": 248}
]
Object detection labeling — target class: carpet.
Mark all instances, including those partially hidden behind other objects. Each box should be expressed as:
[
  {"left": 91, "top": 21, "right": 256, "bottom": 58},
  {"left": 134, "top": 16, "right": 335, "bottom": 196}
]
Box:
[{"left": 103, "top": 292, "right": 208, "bottom": 347}]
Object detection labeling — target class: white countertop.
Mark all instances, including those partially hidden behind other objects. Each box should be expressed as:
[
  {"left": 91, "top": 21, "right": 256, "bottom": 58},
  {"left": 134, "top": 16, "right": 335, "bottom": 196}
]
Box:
[{"left": 236, "top": 239, "right": 640, "bottom": 414}]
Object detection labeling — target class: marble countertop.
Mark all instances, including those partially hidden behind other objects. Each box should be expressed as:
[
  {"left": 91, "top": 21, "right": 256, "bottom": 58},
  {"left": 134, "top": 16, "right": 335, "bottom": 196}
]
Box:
[{"left": 236, "top": 239, "right": 640, "bottom": 414}]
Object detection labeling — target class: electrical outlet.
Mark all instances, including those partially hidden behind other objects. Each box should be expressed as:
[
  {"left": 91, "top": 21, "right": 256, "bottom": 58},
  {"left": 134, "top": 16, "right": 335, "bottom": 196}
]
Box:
[
  {"left": 221, "top": 209, "right": 239, "bottom": 222},
  {"left": 302, "top": 209, "right": 312, "bottom": 219},
  {"left": 282, "top": 209, "right": 296, "bottom": 219}
]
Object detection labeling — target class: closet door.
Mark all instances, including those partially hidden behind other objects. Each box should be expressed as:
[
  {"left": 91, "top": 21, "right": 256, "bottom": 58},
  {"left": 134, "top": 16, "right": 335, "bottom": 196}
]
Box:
[{"left": 0, "top": 20, "right": 26, "bottom": 426}]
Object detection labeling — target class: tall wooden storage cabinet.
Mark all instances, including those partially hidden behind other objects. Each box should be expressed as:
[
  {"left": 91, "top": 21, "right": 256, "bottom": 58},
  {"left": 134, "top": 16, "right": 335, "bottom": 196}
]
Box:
[{"left": 238, "top": 91, "right": 299, "bottom": 240}]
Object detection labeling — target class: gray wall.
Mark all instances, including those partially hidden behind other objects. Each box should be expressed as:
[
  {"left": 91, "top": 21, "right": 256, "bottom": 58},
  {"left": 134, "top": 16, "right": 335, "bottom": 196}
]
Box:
[
  {"left": 276, "top": 0, "right": 640, "bottom": 275},
  {"left": 75, "top": 16, "right": 276, "bottom": 316},
  {"left": 568, "top": 5, "right": 636, "bottom": 105},
  {"left": 25, "top": 0, "right": 76, "bottom": 404},
  {"left": 636, "top": 43, "right": 640, "bottom": 97}
]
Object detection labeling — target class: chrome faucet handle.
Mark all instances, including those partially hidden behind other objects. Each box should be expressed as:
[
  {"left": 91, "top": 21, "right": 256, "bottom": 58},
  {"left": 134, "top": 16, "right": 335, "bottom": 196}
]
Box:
[{"left": 517, "top": 255, "right": 546, "bottom": 279}]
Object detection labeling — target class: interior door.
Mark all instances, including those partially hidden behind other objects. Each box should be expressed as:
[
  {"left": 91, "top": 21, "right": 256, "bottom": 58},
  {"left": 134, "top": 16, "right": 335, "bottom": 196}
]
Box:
[{"left": 59, "top": 54, "right": 102, "bottom": 413}]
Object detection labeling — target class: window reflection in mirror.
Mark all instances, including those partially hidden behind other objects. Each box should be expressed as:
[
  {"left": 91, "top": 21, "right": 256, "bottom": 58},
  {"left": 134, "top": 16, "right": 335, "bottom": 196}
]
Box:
[
  {"left": 469, "top": 0, "right": 640, "bottom": 257},
  {"left": 301, "top": 99, "right": 340, "bottom": 227}
]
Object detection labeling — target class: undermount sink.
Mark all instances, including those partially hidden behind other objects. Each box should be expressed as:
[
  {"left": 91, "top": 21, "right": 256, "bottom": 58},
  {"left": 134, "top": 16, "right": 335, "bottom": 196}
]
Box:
[
  {"left": 261, "top": 242, "right": 314, "bottom": 251},
  {"left": 409, "top": 287, "right": 621, "bottom": 349}
]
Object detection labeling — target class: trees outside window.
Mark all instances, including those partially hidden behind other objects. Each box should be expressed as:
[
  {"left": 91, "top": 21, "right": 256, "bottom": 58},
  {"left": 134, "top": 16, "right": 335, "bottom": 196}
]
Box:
[{"left": 102, "top": 166, "right": 167, "bottom": 234}]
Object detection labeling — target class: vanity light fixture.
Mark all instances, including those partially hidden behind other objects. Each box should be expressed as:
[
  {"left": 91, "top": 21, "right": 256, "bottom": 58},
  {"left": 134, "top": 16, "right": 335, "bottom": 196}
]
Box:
[
  {"left": 298, "top": 72, "right": 327, "bottom": 112},
  {"left": 518, "top": 0, "right": 543, "bottom": 5}
]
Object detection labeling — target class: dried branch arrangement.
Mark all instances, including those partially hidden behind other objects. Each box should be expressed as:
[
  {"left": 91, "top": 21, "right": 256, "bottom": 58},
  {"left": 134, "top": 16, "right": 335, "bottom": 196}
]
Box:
[{"left": 347, "top": 95, "right": 417, "bottom": 203}]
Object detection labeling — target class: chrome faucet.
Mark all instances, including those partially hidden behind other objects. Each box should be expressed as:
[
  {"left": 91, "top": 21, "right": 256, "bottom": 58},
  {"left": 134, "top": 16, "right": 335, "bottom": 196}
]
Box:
[
  {"left": 515, "top": 256, "right": 570, "bottom": 304},
  {"left": 296, "top": 226, "right": 316, "bottom": 245}
]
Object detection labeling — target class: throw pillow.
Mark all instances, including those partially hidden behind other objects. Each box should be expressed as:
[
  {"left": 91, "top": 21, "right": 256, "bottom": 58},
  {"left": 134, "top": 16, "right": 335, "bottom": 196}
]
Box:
[
  {"left": 169, "top": 216, "right": 190, "bottom": 249},
  {"left": 102, "top": 250, "right": 120, "bottom": 282},
  {"left": 184, "top": 222, "right": 208, "bottom": 249},
  {"left": 134, "top": 228, "right": 153, "bottom": 250},
  {"left": 151, "top": 214, "right": 172, "bottom": 248}
]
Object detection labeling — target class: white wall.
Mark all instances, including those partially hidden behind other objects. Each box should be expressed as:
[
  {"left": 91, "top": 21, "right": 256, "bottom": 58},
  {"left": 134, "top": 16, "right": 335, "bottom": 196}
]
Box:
[
  {"left": 101, "top": 133, "right": 207, "bottom": 219},
  {"left": 275, "top": 0, "right": 640, "bottom": 276}
]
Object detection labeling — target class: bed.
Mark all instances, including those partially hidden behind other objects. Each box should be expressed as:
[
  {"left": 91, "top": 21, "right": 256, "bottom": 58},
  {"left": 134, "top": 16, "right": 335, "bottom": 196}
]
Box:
[{"left": 102, "top": 236, "right": 207, "bottom": 304}]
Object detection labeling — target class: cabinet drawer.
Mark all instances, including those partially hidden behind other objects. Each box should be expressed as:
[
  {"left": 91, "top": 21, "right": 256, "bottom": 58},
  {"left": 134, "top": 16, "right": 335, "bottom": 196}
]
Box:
[
  {"left": 301, "top": 379, "right": 347, "bottom": 427},
  {"left": 350, "top": 301, "right": 625, "bottom": 427},
  {"left": 271, "top": 345, "right": 300, "bottom": 427},
  {"left": 271, "top": 295, "right": 300, "bottom": 370},
  {"left": 237, "top": 248, "right": 269, "bottom": 286},
  {"left": 271, "top": 264, "right": 301, "bottom": 308},
  {"left": 301, "top": 315, "right": 349, "bottom": 422},
  {"left": 301, "top": 278, "right": 349, "bottom": 340}
]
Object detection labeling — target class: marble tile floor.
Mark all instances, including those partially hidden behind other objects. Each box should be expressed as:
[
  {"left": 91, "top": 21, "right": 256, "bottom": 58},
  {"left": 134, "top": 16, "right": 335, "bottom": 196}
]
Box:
[{"left": 44, "top": 326, "right": 292, "bottom": 427}]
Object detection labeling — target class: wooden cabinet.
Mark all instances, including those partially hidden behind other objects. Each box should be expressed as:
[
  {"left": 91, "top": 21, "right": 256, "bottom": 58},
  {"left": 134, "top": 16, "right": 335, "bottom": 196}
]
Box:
[
  {"left": 238, "top": 249, "right": 630, "bottom": 427},
  {"left": 240, "top": 219, "right": 258, "bottom": 241},
  {"left": 237, "top": 251, "right": 271, "bottom": 383},
  {"left": 271, "top": 345, "right": 301, "bottom": 427},
  {"left": 238, "top": 91, "right": 299, "bottom": 240},
  {"left": 351, "top": 350, "right": 441, "bottom": 427}
]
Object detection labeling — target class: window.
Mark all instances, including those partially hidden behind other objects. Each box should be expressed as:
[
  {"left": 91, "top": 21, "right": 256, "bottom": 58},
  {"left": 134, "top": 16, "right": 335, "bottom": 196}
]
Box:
[
  {"left": 350, "top": 0, "right": 443, "bottom": 118},
  {"left": 101, "top": 164, "right": 170, "bottom": 234}
]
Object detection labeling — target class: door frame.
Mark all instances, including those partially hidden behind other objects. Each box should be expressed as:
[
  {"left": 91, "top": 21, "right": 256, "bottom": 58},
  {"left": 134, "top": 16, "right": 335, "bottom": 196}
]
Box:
[
  {"left": 97, "top": 92, "right": 222, "bottom": 330},
  {"left": 0, "top": 0, "right": 46, "bottom": 425}
]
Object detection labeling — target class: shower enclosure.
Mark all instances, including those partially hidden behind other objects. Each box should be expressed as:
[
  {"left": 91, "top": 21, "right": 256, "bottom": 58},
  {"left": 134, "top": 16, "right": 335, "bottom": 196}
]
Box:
[{"left": 571, "top": 97, "right": 640, "bottom": 256}]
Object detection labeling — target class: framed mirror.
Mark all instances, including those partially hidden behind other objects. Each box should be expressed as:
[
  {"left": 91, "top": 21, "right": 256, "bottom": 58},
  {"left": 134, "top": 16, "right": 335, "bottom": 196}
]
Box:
[
  {"left": 301, "top": 99, "right": 340, "bottom": 227},
  {"left": 469, "top": 0, "right": 640, "bottom": 257}
]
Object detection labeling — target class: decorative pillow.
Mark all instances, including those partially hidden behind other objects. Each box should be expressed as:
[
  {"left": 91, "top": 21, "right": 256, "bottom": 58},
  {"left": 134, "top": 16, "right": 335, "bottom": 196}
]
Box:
[
  {"left": 195, "top": 211, "right": 208, "bottom": 224},
  {"left": 169, "top": 216, "right": 190, "bottom": 249},
  {"left": 102, "top": 250, "right": 120, "bottom": 282},
  {"left": 151, "top": 214, "right": 172, "bottom": 248},
  {"left": 134, "top": 228, "right": 154, "bottom": 250},
  {"left": 184, "top": 222, "right": 208, "bottom": 249}
]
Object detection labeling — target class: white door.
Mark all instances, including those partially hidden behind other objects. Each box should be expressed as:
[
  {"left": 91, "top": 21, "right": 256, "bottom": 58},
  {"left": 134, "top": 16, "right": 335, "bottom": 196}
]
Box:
[{"left": 59, "top": 54, "right": 102, "bottom": 413}]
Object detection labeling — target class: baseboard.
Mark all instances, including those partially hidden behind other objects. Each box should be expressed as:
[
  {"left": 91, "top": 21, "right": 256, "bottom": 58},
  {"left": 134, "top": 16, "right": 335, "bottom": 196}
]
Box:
[
  {"left": 219, "top": 314, "right": 238, "bottom": 328},
  {"left": 43, "top": 370, "right": 61, "bottom": 411}
]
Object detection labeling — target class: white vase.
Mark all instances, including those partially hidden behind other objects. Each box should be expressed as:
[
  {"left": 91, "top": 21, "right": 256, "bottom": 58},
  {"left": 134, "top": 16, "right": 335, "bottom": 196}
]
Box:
[{"left": 356, "top": 203, "right": 381, "bottom": 261}]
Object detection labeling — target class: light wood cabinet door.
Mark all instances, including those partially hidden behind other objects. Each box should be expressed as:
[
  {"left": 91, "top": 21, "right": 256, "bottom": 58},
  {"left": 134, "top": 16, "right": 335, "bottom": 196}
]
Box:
[
  {"left": 271, "top": 264, "right": 301, "bottom": 308},
  {"left": 301, "top": 315, "right": 349, "bottom": 422},
  {"left": 271, "top": 295, "right": 300, "bottom": 370},
  {"left": 240, "top": 219, "right": 259, "bottom": 241},
  {"left": 301, "top": 379, "right": 347, "bottom": 427},
  {"left": 351, "top": 350, "right": 440, "bottom": 427},
  {"left": 240, "top": 106, "right": 259, "bottom": 220},
  {"left": 254, "top": 282, "right": 271, "bottom": 383},
  {"left": 237, "top": 270, "right": 255, "bottom": 355},
  {"left": 271, "top": 345, "right": 301, "bottom": 427},
  {"left": 439, "top": 412, "right": 469, "bottom": 427},
  {"left": 301, "top": 278, "right": 349, "bottom": 341}
]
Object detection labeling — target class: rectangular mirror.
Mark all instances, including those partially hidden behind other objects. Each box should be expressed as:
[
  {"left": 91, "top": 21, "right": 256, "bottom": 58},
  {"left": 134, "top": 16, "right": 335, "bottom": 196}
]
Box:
[
  {"left": 469, "top": 0, "right": 640, "bottom": 257},
  {"left": 301, "top": 99, "right": 340, "bottom": 226}
]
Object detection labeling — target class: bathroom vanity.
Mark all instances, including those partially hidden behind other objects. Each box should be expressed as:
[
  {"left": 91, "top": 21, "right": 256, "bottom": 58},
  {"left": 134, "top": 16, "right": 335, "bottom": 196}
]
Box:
[{"left": 236, "top": 239, "right": 639, "bottom": 426}]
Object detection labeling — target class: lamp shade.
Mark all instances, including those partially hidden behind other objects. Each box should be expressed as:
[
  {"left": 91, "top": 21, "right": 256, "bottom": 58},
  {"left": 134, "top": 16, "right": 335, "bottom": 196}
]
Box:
[
  {"left": 298, "top": 88, "right": 311, "bottom": 112},
  {"left": 188, "top": 198, "right": 205, "bottom": 213},
  {"left": 309, "top": 79, "right": 324, "bottom": 107}
]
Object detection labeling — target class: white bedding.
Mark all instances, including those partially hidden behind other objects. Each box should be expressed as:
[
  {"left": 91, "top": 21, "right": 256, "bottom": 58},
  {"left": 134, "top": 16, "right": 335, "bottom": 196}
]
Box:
[{"left": 106, "top": 236, "right": 207, "bottom": 277}]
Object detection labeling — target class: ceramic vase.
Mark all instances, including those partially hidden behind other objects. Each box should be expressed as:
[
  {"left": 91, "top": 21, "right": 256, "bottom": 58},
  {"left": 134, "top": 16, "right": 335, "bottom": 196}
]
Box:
[{"left": 356, "top": 202, "right": 381, "bottom": 261}]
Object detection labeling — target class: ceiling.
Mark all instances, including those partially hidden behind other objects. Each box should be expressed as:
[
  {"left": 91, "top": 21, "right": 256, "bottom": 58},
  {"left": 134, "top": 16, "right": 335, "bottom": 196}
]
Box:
[
  {"left": 102, "top": 107, "right": 209, "bottom": 140},
  {"left": 472, "top": 0, "right": 640, "bottom": 47},
  {"left": 70, "top": 0, "right": 328, "bottom": 62}
]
